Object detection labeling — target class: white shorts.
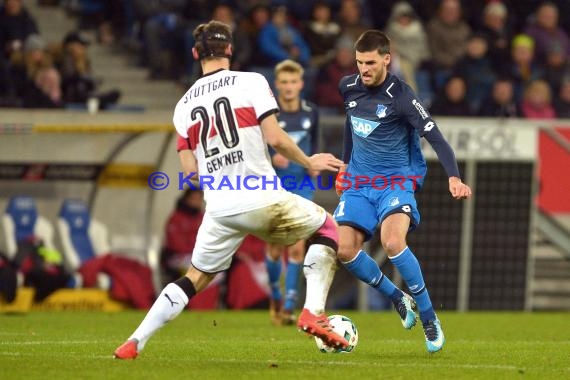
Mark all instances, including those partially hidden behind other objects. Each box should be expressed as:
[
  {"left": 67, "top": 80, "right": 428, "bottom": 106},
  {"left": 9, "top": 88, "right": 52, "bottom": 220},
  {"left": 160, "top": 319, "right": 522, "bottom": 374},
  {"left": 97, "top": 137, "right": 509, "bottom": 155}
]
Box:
[{"left": 191, "top": 190, "right": 326, "bottom": 273}]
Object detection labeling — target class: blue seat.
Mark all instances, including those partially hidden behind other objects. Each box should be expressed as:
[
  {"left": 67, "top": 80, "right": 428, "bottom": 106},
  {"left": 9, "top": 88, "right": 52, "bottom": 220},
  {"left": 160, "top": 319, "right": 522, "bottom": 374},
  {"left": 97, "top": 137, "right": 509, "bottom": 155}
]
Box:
[
  {"left": 57, "top": 199, "right": 112, "bottom": 289},
  {"left": 1, "top": 196, "right": 56, "bottom": 260}
]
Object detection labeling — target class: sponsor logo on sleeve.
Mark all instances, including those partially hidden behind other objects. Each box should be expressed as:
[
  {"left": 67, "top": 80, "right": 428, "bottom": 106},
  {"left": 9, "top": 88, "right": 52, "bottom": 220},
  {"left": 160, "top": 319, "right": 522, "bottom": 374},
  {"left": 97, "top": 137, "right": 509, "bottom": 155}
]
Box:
[
  {"left": 412, "top": 99, "right": 429, "bottom": 120},
  {"left": 423, "top": 121, "right": 435, "bottom": 132}
]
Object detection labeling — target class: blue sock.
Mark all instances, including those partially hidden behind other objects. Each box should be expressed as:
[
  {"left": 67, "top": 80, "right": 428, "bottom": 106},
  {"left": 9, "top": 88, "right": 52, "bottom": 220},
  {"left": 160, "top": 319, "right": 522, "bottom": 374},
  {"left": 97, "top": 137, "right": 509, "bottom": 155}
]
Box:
[
  {"left": 283, "top": 261, "right": 301, "bottom": 311},
  {"left": 265, "top": 256, "right": 282, "bottom": 301},
  {"left": 390, "top": 247, "right": 436, "bottom": 323},
  {"left": 343, "top": 250, "right": 403, "bottom": 303}
]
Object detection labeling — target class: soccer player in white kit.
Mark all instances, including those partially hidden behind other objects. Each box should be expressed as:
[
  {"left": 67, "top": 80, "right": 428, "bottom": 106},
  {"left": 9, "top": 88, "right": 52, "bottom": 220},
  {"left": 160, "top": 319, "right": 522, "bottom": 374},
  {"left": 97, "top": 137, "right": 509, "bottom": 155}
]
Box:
[{"left": 114, "top": 20, "right": 347, "bottom": 359}]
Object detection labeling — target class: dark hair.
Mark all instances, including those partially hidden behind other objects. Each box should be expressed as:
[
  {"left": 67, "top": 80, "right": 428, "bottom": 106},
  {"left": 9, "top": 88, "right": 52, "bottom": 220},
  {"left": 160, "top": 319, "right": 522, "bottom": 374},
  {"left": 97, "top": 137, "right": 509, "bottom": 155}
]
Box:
[
  {"left": 355, "top": 30, "right": 390, "bottom": 55},
  {"left": 193, "top": 20, "right": 233, "bottom": 60}
]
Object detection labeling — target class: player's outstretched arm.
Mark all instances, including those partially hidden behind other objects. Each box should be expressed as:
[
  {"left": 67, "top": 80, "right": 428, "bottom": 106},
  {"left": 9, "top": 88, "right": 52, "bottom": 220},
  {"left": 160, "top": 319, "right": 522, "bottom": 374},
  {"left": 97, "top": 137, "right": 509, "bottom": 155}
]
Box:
[{"left": 261, "top": 113, "right": 343, "bottom": 172}]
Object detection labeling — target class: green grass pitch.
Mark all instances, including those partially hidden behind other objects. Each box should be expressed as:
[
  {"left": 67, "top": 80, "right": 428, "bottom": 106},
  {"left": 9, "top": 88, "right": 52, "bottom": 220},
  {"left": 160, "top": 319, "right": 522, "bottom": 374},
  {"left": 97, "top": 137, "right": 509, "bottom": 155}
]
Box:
[{"left": 1, "top": 311, "right": 569, "bottom": 379}]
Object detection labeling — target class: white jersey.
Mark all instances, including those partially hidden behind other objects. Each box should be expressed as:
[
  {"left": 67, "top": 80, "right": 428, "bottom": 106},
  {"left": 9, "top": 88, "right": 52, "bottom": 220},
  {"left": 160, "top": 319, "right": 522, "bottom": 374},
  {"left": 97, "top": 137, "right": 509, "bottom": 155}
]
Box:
[{"left": 173, "top": 69, "right": 284, "bottom": 217}]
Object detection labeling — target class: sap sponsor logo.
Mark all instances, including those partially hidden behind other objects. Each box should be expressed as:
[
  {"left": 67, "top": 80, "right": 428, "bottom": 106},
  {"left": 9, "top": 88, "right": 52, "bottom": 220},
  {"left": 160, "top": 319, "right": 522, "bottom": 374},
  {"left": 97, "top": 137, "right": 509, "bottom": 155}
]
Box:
[
  {"left": 350, "top": 116, "right": 380, "bottom": 138},
  {"left": 424, "top": 121, "right": 435, "bottom": 132},
  {"left": 412, "top": 99, "right": 428, "bottom": 120}
]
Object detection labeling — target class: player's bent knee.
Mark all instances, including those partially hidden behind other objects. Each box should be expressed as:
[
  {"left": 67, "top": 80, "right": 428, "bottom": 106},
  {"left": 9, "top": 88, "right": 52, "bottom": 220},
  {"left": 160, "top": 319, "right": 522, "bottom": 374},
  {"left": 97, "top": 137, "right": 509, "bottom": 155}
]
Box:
[
  {"left": 337, "top": 242, "right": 360, "bottom": 263},
  {"left": 307, "top": 214, "right": 338, "bottom": 252},
  {"left": 382, "top": 239, "right": 406, "bottom": 256}
]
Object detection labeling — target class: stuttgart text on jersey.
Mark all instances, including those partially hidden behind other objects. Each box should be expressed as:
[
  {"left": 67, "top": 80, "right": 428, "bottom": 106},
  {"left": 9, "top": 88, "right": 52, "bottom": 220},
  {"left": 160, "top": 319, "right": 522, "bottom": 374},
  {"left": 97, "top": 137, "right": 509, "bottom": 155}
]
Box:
[{"left": 186, "top": 75, "right": 238, "bottom": 101}]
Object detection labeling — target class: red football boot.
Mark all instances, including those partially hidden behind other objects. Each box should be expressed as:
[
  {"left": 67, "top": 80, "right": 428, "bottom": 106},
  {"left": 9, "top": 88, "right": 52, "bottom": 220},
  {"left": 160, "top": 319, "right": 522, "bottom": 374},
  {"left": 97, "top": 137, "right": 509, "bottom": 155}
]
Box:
[
  {"left": 113, "top": 339, "right": 138, "bottom": 360},
  {"left": 297, "top": 309, "right": 349, "bottom": 349}
]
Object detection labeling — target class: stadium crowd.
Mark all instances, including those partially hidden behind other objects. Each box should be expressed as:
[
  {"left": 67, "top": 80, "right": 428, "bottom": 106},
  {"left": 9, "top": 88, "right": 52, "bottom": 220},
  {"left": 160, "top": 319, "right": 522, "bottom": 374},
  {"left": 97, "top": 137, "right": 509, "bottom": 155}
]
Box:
[{"left": 1, "top": 0, "right": 570, "bottom": 117}]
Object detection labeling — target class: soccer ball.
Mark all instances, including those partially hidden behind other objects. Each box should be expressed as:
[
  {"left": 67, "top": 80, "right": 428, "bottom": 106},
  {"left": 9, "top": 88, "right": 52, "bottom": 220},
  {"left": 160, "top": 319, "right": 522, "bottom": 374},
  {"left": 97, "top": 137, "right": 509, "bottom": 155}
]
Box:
[{"left": 314, "top": 315, "right": 358, "bottom": 353}]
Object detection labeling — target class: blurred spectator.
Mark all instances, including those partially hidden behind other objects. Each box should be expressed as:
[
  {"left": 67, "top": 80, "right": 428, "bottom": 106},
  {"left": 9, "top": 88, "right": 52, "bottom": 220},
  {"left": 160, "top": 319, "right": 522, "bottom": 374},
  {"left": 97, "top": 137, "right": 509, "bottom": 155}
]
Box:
[
  {"left": 368, "top": 0, "right": 399, "bottom": 29},
  {"left": 0, "top": 54, "right": 19, "bottom": 106},
  {"left": 0, "top": 0, "right": 39, "bottom": 59},
  {"left": 9, "top": 34, "right": 52, "bottom": 99},
  {"left": 137, "top": 0, "right": 198, "bottom": 79},
  {"left": 65, "top": 0, "right": 128, "bottom": 45},
  {"left": 520, "top": 79, "right": 556, "bottom": 120},
  {"left": 268, "top": 0, "right": 329, "bottom": 22},
  {"left": 505, "top": 34, "right": 544, "bottom": 103},
  {"left": 385, "top": 1, "right": 430, "bottom": 92},
  {"left": 478, "top": 77, "right": 519, "bottom": 118},
  {"left": 314, "top": 35, "right": 355, "bottom": 113},
  {"left": 183, "top": 4, "right": 253, "bottom": 83},
  {"left": 257, "top": 6, "right": 311, "bottom": 66},
  {"left": 454, "top": 34, "right": 496, "bottom": 112},
  {"left": 424, "top": 0, "right": 470, "bottom": 96},
  {"left": 161, "top": 189, "right": 204, "bottom": 286},
  {"left": 429, "top": 75, "right": 472, "bottom": 116},
  {"left": 554, "top": 78, "right": 570, "bottom": 118},
  {"left": 212, "top": 4, "right": 252, "bottom": 71},
  {"left": 337, "top": 0, "right": 369, "bottom": 44},
  {"left": 478, "top": 1, "right": 512, "bottom": 73},
  {"left": 542, "top": 43, "right": 570, "bottom": 95},
  {"left": 524, "top": 2, "right": 570, "bottom": 67},
  {"left": 58, "top": 31, "right": 121, "bottom": 109},
  {"left": 426, "top": 0, "right": 471, "bottom": 73},
  {"left": 240, "top": 3, "right": 271, "bottom": 67},
  {"left": 23, "top": 66, "right": 64, "bottom": 108},
  {"left": 387, "top": 46, "right": 406, "bottom": 81},
  {"left": 302, "top": 1, "right": 341, "bottom": 67}
]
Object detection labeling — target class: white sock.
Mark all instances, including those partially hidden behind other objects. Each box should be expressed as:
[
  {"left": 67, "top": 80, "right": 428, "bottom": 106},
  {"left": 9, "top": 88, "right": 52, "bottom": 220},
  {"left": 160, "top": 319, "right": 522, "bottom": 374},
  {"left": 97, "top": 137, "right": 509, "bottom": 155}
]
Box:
[
  {"left": 302, "top": 244, "right": 337, "bottom": 315},
  {"left": 128, "top": 283, "right": 189, "bottom": 351}
]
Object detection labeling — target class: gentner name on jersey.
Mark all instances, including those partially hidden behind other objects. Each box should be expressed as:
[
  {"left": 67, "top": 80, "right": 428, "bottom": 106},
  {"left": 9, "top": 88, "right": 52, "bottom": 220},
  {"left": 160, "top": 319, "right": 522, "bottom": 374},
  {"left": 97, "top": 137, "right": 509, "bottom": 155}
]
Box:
[{"left": 206, "top": 150, "right": 244, "bottom": 173}]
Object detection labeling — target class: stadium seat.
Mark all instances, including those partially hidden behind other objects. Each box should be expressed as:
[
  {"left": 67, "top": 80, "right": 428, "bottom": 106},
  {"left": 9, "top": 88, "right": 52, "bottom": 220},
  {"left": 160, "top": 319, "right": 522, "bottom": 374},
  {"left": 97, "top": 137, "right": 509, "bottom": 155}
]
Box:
[
  {"left": 57, "top": 199, "right": 111, "bottom": 289},
  {"left": 1, "top": 196, "right": 56, "bottom": 260},
  {"left": 1, "top": 196, "right": 59, "bottom": 289}
]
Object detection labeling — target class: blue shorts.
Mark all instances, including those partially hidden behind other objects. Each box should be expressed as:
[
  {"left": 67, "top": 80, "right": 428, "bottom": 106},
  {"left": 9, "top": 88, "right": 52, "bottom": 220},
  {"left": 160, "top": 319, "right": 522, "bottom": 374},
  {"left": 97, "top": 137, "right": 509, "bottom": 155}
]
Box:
[{"left": 333, "top": 180, "right": 420, "bottom": 241}]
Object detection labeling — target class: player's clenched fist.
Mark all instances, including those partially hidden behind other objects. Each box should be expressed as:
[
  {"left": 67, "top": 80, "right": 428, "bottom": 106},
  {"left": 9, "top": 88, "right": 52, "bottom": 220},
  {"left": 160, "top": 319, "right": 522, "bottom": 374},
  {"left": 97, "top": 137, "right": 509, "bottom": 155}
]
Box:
[{"left": 449, "top": 177, "right": 472, "bottom": 200}]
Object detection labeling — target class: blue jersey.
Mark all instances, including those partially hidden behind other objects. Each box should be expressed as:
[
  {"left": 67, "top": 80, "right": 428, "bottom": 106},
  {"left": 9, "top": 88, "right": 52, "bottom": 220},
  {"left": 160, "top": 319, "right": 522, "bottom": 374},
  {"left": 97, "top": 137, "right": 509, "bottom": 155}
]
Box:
[
  {"left": 271, "top": 100, "right": 319, "bottom": 198},
  {"left": 340, "top": 73, "right": 431, "bottom": 189}
]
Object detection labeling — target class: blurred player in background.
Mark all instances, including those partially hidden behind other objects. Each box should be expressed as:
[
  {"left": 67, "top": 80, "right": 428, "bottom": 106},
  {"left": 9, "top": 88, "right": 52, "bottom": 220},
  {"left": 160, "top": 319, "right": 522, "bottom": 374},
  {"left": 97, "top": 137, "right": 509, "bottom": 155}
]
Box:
[
  {"left": 266, "top": 59, "right": 320, "bottom": 326},
  {"left": 334, "top": 30, "right": 472, "bottom": 353},
  {"left": 114, "top": 20, "right": 347, "bottom": 360}
]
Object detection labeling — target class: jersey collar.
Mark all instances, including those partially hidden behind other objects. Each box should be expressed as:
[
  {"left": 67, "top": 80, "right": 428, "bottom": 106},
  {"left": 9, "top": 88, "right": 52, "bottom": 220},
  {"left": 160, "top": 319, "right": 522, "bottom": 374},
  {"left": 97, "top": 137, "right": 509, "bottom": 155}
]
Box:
[{"left": 201, "top": 68, "right": 227, "bottom": 78}]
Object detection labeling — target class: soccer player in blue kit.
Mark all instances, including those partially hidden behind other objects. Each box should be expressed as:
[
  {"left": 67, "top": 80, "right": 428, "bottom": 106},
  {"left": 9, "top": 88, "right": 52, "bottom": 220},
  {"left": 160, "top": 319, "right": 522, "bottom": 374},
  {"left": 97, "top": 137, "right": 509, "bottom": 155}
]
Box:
[
  {"left": 266, "top": 59, "right": 320, "bottom": 325},
  {"left": 334, "top": 30, "right": 472, "bottom": 353}
]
